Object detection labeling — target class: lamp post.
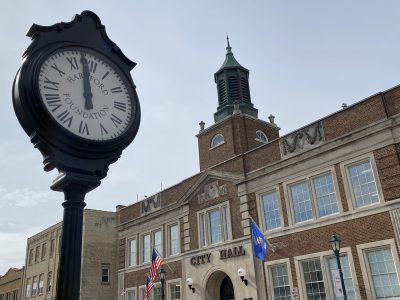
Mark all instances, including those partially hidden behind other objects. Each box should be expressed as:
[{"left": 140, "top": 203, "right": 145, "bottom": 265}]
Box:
[
  {"left": 329, "top": 233, "right": 347, "bottom": 300},
  {"left": 159, "top": 268, "right": 166, "bottom": 300}
]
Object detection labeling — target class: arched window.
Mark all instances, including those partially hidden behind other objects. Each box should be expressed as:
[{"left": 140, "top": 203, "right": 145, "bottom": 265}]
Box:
[
  {"left": 211, "top": 134, "right": 225, "bottom": 148},
  {"left": 255, "top": 130, "right": 268, "bottom": 143}
]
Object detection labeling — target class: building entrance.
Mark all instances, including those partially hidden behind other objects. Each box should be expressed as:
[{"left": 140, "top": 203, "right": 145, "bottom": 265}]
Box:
[
  {"left": 220, "top": 276, "right": 234, "bottom": 300},
  {"left": 205, "top": 271, "right": 235, "bottom": 300}
]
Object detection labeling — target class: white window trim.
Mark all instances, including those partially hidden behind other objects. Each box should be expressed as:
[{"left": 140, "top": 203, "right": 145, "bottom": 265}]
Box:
[
  {"left": 356, "top": 238, "right": 400, "bottom": 300},
  {"left": 265, "top": 258, "right": 294, "bottom": 299},
  {"left": 166, "top": 279, "right": 182, "bottom": 300},
  {"left": 139, "top": 226, "right": 163, "bottom": 265},
  {"left": 294, "top": 247, "right": 360, "bottom": 300},
  {"left": 101, "top": 264, "right": 110, "bottom": 284},
  {"left": 256, "top": 187, "right": 283, "bottom": 233},
  {"left": 340, "top": 154, "right": 384, "bottom": 211},
  {"left": 166, "top": 221, "right": 180, "bottom": 257},
  {"left": 255, "top": 130, "right": 268, "bottom": 143},
  {"left": 197, "top": 201, "right": 232, "bottom": 248},
  {"left": 210, "top": 133, "right": 225, "bottom": 150},
  {"left": 283, "top": 166, "right": 342, "bottom": 226},
  {"left": 126, "top": 236, "right": 138, "bottom": 268},
  {"left": 124, "top": 287, "right": 136, "bottom": 300}
]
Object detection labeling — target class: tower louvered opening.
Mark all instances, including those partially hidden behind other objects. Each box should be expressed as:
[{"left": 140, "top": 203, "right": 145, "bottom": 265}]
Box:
[
  {"left": 241, "top": 77, "right": 250, "bottom": 102},
  {"left": 228, "top": 76, "right": 239, "bottom": 102},
  {"left": 218, "top": 79, "right": 227, "bottom": 105}
]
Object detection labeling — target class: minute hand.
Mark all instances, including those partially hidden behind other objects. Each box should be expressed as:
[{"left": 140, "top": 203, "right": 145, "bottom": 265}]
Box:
[{"left": 80, "top": 53, "right": 93, "bottom": 110}]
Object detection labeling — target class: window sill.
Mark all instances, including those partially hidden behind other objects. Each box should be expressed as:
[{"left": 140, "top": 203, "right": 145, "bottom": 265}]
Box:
[{"left": 209, "top": 141, "right": 225, "bottom": 150}]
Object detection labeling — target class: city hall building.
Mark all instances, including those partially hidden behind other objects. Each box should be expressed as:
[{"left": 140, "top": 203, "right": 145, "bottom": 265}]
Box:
[{"left": 116, "top": 41, "right": 400, "bottom": 300}]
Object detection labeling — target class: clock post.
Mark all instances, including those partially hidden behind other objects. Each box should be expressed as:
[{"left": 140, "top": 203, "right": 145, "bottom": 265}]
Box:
[{"left": 12, "top": 11, "right": 141, "bottom": 300}]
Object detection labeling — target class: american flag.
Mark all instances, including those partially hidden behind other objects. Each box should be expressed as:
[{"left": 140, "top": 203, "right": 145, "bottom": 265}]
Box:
[
  {"left": 149, "top": 248, "right": 163, "bottom": 281},
  {"left": 144, "top": 275, "right": 154, "bottom": 300}
]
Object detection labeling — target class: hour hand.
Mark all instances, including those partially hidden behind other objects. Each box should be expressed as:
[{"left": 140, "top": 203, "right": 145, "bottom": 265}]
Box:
[{"left": 80, "top": 53, "right": 93, "bottom": 110}]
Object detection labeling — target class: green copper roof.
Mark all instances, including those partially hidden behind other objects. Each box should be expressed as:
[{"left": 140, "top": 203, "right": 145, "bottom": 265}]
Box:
[{"left": 217, "top": 36, "right": 248, "bottom": 72}]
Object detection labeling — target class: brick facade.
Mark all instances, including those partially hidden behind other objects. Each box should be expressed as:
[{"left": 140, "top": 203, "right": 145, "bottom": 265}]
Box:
[{"left": 117, "top": 60, "right": 400, "bottom": 300}]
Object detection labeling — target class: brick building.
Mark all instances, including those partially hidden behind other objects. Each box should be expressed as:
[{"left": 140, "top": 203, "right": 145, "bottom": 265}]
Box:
[
  {"left": 0, "top": 267, "right": 24, "bottom": 300},
  {"left": 21, "top": 209, "right": 118, "bottom": 300},
  {"left": 117, "top": 40, "right": 400, "bottom": 300}
]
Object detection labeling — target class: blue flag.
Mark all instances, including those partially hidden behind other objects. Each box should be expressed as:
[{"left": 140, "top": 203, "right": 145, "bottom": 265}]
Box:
[{"left": 251, "top": 219, "right": 267, "bottom": 261}]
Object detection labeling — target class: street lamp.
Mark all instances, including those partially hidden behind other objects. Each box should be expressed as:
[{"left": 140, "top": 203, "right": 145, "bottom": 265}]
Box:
[
  {"left": 159, "top": 268, "right": 166, "bottom": 300},
  {"left": 329, "top": 233, "right": 347, "bottom": 300}
]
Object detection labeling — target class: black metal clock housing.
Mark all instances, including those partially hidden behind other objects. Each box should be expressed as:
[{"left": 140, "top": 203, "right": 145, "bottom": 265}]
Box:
[{"left": 13, "top": 11, "right": 141, "bottom": 191}]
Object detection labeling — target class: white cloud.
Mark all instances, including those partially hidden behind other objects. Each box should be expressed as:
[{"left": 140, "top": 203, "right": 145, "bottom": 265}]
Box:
[{"left": 1, "top": 187, "right": 55, "bottom": 207}]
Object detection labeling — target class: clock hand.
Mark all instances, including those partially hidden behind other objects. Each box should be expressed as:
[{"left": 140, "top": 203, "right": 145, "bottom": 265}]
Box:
[{"left": 80, "top": 53, "right": 93, "bottom": 110}]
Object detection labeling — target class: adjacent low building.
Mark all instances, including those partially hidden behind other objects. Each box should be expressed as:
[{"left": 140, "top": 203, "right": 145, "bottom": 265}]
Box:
[
  {"left": 116, "top": 41, "right": 400, "bottom": 300},
  {"left": 21, "top": 209, "right": 118, "bottom": 300},
  {"left": 0, "top": 267, "right": 24, "bottom": 300}
]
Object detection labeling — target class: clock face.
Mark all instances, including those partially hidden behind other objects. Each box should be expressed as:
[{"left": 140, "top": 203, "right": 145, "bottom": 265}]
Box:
[{"left": 37, "top": 47, "right": 135, "bottom": 141}]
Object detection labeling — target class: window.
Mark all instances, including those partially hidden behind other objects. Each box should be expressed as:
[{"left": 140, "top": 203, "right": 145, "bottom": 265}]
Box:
[
  {"left": 101, "top": 264, "right": 110, "bottom": 283},
  {"left": 261, "top": 190, "right": 281, "bottom": 231},
  {"left": 365, "top": 247, "right": 400, "bottom": 298},
  {"left": 29, "top": 249, "right": 34, "bottom": 265},
  {"left": 139, "top": 284, "right": 161, "bottom": 300},
  {"left": 142, "top": 234, "right": 151, "bottom": 263},
  {"left": 41, "top": 243, "right": 47, "bottom": 260},
  {"left": 12, "top": 290, "right": 17, "bottom": 300},
  {"left": 290, "top": 181, "right": 313, "bottom": 223},
  {"left": 255, "top": 130, "right": 268, "bottom": 143},
  {"left": 47, "top": 272, "right": 52, "bottom": 292},
  {"left": 168, "top": 224, "right": 179, "bottom": 256},
  {"left": 0, "top": 294, "right": 3, "bottom": 300},
  {"left": 347, "top": 160, "right": 379, "bottom": 208},
  {"left": 199, "top": 203, "right": 232, "bottom": 247},
  {"left": 50, "top": 239, "right": 55, "bottom": 257},
  {"left": 301, "top": 259, "right": 326, "bottom": 299},
  {"left": 35, "top": 246, "right": 40, "bottom": 263},
  {"left": 312, "top": 173, "right": 339, "bottom": 217},
  {"left": 326, "top": 255, "right": 356, "bottom": 300},
  {"left": 38, "top": 273, "right": 44, "bottom": 294},
  {"left": 31, "top": 276, "right": 38, "bottom": 297},
  {"left": 210, "top": 134, "right": 224, "bottom": 148},
  {"left": 295, "top": 250, "right": 357, "bottom": 300},
  {"left": 126, "top": 289, "right": 136, "bottom": 300},
  {"left": 168, "top": 281, "right": 181, "bottom": 300},
  {"left": 270, "top": 264, "right": 291, "bottom": 300},
  {"left": 25, "top": 278, "right": 31, "bottom": 298},
  {"left": 288, "top": 171, "right": 339, "bottom": 224},
  {"left": 141, "top": 229, "right": 162, "bottom": 264},
  {"left": 5, "top": 293, "right": 9, "bottom": 300},
  {"left": 128, "top": 238, "right": 137, "bottom": 267}
]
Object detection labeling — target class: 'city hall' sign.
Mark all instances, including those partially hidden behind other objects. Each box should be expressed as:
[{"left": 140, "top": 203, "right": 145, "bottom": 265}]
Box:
[{"left": 190, "top": 246, "right": 246, "bottom": 266}]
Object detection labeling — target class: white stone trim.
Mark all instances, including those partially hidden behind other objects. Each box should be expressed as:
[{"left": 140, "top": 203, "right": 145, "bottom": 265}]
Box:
[
  {"left": 356, "top": 239, "right": 400, "bottom": 300},
  {"left": 265, "top": 258, "right": 293, "bottom": 299},
  {"left": 339, "top": 153, "right": 384, "bottom": 211}
]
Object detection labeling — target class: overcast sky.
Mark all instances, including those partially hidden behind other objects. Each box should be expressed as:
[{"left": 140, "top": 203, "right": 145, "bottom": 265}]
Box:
[{"left": 1, "top": 0, "right": 400, "bottom": 275}]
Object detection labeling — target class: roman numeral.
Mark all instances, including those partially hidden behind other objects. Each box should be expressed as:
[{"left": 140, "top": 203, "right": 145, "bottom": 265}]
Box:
[
  {"left": 102, "top": 72, "right": 109, "bottom": 80},
  {"left": 110, "top": 114, "right": 123, "bottom": 127},
  {"left": 110, "top": 87, "right": 123, "bottom": 93},
  {"left": 78, "top": 121, "right": 89, "bottom": 135},
  {"left": 57, "top": 110, "right": 73, "bottom": 128},
  {"left": 43, "top": 77, "right": 59, "bottom": 91},
  {"left": 100, "top": 123, "right": 108, "bottom": 135},
  {"left": 50, "top": 63, "right": 65, "bottom": 77},
  {"left": 113, "top": 101, "right": 127, "bottom": 112},
  {"left": 44, "top": 94, "right": 62, "bottom": 112},
  {"left": 66, "top": 56, "right": 79, "bottom": 70},
  {"left": 88, "top": 60, "right": 98, "bottom": 74}
]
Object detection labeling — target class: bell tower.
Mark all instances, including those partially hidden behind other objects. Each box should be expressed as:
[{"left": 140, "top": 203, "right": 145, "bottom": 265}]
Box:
[
  {"left": 197, "top": 38, "right": 279, "bottom": 171},
  {"left": 214, "top": 37, "right": 258, "bottom": 122}
]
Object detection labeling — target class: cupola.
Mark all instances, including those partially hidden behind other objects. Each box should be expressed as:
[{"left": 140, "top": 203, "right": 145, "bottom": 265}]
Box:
[{"left": 214, "top": 37, "right": 258, "bottom": 122}]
